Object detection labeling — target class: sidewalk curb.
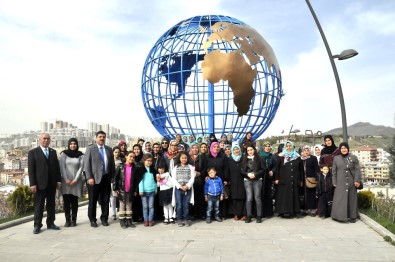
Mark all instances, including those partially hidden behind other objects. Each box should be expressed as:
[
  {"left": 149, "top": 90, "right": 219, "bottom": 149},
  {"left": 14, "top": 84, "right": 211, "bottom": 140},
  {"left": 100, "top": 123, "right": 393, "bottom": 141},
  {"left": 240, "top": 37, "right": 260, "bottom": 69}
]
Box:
[
  {"left": 0, "top": 201, "right": 88, "bottom": 231},
  {"left": 360, "top": 213, "right": 395, "bottom": 241}
]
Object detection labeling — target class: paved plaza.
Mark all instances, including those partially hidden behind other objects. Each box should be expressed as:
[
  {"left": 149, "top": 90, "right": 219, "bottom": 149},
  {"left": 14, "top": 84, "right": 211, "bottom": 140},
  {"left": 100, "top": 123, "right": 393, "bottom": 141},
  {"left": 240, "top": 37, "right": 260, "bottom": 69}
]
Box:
[{"left": 0, "top": 204, "right": 394, "bottom": 262}]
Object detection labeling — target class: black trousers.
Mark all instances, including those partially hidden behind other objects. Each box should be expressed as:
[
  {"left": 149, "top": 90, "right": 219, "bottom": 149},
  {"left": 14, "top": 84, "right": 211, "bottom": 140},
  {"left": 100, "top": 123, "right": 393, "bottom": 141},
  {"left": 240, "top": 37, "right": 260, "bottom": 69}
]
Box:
[
  {"left": 34, "top": 186, "right": 56, "bottom": 228},
  {"left": 63, "top": 194, "right": 79, "bottom": 221},
  {"left": 88, "top": 176, "right": 111, "bottom": 222}
]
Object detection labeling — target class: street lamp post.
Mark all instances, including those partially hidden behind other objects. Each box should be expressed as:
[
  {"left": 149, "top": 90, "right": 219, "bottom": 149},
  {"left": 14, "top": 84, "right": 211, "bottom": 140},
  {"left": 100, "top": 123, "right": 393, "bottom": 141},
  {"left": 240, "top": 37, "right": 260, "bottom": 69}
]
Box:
[{"left": 305, "top": 0, "right": 358, "bottom": 143}]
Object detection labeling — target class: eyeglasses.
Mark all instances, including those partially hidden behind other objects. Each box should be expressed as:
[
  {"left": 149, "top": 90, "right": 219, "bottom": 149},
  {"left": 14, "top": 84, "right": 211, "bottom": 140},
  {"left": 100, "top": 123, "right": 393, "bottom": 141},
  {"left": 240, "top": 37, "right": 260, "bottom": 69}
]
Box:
[
  {"left": 265, "top": 145, "right": 271, "bottom": 147},
  {"left": 161, "top": 142, "right": 168, "bottom": 144}
]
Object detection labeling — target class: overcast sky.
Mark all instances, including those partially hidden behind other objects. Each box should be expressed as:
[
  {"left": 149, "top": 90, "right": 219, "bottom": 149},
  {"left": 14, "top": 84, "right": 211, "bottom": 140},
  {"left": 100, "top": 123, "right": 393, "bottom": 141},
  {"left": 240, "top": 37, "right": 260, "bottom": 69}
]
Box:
[{"left": 0, "top": 0, "right": 394, "bottom": 139}]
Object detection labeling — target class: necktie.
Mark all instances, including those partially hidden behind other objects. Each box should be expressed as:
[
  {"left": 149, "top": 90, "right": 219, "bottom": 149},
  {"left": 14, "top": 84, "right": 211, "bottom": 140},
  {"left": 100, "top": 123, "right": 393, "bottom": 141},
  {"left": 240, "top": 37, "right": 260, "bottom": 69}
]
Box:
[
  {"left": 44, "top": 148, "right": 49, "bottom": 159},
  {"left": 99, "top": 146, "right": 106, "bottom": 174}
]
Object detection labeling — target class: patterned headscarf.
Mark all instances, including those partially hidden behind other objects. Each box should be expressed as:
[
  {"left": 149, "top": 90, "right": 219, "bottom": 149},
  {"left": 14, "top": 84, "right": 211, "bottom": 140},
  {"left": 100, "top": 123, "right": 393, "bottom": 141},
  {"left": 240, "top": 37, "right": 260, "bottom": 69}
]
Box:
[
  {"left": 231, "top": 144, "right": 242, "bottom": 161},
  {"left": 282, "top": 141, "right": 299, "bottom": 162}
]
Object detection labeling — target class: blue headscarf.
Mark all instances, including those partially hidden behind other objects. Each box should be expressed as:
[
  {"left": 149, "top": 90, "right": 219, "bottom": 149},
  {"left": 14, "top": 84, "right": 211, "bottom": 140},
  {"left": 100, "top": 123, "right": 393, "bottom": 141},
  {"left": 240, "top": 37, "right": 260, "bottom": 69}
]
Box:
[
  {"left": 231, "top": 144, "right": 242, "bottom": 161},
  {"left": 282, "top": 141, "right": 298, "bottom": 160}
]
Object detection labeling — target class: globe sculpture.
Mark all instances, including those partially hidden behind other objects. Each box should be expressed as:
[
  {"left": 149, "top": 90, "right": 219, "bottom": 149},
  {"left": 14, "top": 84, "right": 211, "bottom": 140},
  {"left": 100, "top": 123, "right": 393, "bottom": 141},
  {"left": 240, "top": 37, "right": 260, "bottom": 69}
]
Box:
[{"left": 141, "top": 15, "right": 283, "bottom": 141}]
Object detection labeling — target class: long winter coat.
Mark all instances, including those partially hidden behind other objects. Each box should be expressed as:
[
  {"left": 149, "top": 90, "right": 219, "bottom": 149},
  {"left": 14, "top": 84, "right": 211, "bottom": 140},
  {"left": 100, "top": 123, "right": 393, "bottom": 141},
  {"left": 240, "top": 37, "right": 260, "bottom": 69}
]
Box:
[
  {"left": 301, "top": 156, "right": 320, "bottom": 210},
  {"left": 331, "top": 154, "right": 361, "bottom": 221},
  {"left": 227, "top": 157, "right": 246, "bottom": 200},
  {"left": 274, "top": 156, "right": 304, "bottom": 215}
]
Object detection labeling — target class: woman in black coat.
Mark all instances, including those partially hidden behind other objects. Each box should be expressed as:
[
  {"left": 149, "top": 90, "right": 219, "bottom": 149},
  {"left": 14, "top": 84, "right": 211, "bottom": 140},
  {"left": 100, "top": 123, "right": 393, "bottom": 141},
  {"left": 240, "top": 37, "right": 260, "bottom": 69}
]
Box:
[
  {"left": 300, "top": 145, "right": 320, "bottom": 216},
  {"left": 274, "top": 141, "right": 304, "bottom": 218},
  {"left": 227, "top": 144, "right": 246, "bottom": 221},
  {"left": 259, "top": 141, "right": 275, "bottom": 218}
]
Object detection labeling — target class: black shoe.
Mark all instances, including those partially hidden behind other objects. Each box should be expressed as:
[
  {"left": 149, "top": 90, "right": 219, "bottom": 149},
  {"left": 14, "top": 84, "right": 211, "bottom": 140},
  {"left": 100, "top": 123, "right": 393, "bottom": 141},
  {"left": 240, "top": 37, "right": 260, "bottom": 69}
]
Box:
[
  {"left": 90, "top": 221, "right": 98, "bottom": 227},
  {"left": 245, "top": 217, "right": 252, "bottom": 223},
  {"left": 350, "top": 218, "right": 356, "bottom": 223},
  {"left": 33, "top": 227, "right": 41, "bottom": 234},
  {"left": 120, "top": 220, "right": 127, "bottom": 229},
  {"left": 256, "top": 217, "right": 262, "bottom": 223},
  {"left": 70, "top": 221, "right": 77, "bottom": 227},
  {"left": 47, "top": 224, "right": 60, "bottom": 230},
  {"left": 128, "top": 220, "right": 135, "bottom": 228},
  {"left": 101, "top": 220, "right": 109, "bottom": 226},
  {"left": 64, "top": 221, "right": 71, "bottom": 227},
  {"left": 215, "top": 217, "right": 222, "bottom": 222},
  {"left": 296, "top": 213, "right": 302, "bottom": 219}
]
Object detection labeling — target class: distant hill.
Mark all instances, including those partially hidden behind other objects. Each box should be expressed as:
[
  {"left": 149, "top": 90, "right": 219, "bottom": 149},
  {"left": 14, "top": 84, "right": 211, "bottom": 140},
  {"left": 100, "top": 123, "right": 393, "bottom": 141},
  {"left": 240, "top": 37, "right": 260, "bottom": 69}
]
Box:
[{"left": 325, "top": 122, "right": 394, "bottom": 137}]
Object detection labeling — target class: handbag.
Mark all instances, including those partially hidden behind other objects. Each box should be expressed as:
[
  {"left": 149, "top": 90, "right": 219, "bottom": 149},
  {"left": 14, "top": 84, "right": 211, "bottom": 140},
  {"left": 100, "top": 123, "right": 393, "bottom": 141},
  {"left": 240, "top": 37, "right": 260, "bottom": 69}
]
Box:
[
  {"left": 305, "top": 177, "right": 317, "bottom": 188},
  {"left": 303, "top": 161, "right": 317, "bottom": 188}
]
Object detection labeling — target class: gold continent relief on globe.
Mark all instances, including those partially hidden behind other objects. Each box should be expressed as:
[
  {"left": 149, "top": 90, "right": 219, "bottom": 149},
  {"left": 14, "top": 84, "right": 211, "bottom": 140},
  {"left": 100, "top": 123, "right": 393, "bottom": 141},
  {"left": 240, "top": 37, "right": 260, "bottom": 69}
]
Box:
[{"left": 201, "top": 22, "right": 280, "bottom": 116}]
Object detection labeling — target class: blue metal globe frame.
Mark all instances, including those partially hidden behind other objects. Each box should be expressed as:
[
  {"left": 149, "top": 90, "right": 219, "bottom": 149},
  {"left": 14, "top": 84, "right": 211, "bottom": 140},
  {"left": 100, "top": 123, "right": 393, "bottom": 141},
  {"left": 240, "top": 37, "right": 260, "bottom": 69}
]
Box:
[{"left": 141, "top": 15, "right": 283, "bottom": 141}]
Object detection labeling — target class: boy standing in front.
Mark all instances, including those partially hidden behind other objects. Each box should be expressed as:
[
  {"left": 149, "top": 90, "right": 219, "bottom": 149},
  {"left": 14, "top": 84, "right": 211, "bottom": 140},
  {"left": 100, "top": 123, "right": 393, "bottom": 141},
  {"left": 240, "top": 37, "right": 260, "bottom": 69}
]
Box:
[{"left": 204, "top": 167, "right": 224, "bottom": 223}]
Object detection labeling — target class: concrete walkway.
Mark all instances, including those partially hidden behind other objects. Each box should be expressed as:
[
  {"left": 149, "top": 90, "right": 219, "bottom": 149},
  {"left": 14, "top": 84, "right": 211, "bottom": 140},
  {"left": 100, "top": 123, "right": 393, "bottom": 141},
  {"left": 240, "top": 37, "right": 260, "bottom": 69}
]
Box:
[{"left": 0, "top": 205, "right": 394, "bottom": 261}]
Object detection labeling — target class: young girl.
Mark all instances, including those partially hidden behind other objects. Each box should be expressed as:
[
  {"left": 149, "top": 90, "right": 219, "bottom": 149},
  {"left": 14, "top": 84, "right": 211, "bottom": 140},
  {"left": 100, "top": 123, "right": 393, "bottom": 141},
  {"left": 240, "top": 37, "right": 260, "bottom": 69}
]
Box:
[
  {"left": 136, "top": 153, "right": 157, "bottom": 227},
  {"left": 171, "top": 152, "right": 195, "bottom": 227},
  {"left": 156, "top": 163, "right": 174, "bottom": 224},
  {"left": 241, "top": 145, "right": 265, "bottom": 223},
  {"left": 113, "top": 151, "right": 138, "bottom": 228}
]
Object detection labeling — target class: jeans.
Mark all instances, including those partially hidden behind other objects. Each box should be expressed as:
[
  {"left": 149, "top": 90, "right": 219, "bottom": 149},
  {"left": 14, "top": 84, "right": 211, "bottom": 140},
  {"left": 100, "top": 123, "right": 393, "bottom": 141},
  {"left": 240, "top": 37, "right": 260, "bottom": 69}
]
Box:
[
  {"left": 175, "top": 188, "right": 191, "bottom": 221},
  {"left": 141, "top": 191, "right": 155, "bottom": 221},
  {"left": 206, "top": 195, "right": 220, "bottom": 219},
  {"left": 244, "top": 179, "right": 262, "bottom": 217}
]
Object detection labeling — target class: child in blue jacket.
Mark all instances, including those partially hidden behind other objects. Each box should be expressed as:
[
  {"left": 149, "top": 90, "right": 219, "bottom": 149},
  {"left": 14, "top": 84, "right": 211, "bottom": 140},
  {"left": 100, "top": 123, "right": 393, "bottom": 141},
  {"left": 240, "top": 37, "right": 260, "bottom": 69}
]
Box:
[{"left": 204, "top": 166, "right": 224, "bottom": 223}]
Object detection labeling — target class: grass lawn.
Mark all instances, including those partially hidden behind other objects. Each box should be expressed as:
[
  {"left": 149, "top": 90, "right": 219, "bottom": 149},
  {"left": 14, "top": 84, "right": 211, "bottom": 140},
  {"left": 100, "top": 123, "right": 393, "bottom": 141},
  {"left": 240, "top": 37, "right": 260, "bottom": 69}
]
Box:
[{"left": 361, "top": 208, "right": 395, "bottom": 235}]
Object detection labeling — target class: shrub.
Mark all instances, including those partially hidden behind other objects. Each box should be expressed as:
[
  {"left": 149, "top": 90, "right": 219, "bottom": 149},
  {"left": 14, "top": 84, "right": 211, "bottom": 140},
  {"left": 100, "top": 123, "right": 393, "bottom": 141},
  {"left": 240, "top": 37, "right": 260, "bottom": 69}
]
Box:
[
  {"left": 7, "top": 185, "right": 35, "bottom": 215},
  {"left": 358, "top": 190, "right": 375, "bottom": 209}
]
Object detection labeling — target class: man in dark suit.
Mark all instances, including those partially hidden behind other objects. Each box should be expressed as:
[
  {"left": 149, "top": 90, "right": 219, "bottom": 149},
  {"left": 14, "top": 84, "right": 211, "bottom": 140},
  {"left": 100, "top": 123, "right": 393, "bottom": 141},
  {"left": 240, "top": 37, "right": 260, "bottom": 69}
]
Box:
[
  {"left": 84, "top": 131, "right": 115, "bottom": 227},
  {"left": 28, "top": 132, "right": 61, "bottom": 234}
]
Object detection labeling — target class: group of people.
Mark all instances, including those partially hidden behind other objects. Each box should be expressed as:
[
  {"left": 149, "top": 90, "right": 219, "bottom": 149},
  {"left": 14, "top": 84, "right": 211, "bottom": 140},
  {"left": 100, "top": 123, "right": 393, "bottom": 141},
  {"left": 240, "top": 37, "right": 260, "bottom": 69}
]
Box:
[{"left": 28, "top": 131, "right": 362, "bottom": 234}]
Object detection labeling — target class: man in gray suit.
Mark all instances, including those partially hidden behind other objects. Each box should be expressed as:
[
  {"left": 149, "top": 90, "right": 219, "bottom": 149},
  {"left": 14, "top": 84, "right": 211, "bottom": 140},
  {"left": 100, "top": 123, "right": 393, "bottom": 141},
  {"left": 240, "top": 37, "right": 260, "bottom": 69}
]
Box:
[{"left": 84, "top": 131, "right": 115, "bottom": 227}]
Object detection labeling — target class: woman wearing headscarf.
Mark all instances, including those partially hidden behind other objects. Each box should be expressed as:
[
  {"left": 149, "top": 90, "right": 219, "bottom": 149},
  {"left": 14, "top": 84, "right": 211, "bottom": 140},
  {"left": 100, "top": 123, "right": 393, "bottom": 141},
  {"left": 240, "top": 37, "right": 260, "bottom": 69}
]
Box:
[
  {"left": 132, "top": 144, "right": 143, "bottom": 167},
  {"left": 160, "top": 137, "right": 170, "bottom": 154},
  {"left": 188, "top": 142, "right": 207, "bottom": 220},
  {"left": 209, "top": 133, "right": 218, "bottom": 146},
  {"left": 300, "top": 145, "right": 320, "bottom": 216},
  {"left": 223, "top": 144, "right": 232, "bottom": 158},
  {"left": 274, "top": 141, "right": 304, "bottom": 218},
  {"left": 142, "top": 141, "right": 152, "bottom": 154},
  {"left": 227, "top": 144, "right": 246, "bottom": 221},
  {"left": 118, "top": 140, "right": 127, "bottom": 162},
  {"left": 331, "top": 142, "right": 362, "bottom": 223},
  {"left": 320, "top": 135, "right": 340, "bottom": 169},
  {"left": 259, "top": 141, "right": 276, "bottom": 218},
  {"left": 60, "top": 138, "right": 84, "bottom": 227},
  {"left": 313, "top": 144, "right": 323, "bottom": 166},
  {"left": 206, "top": 141, "right": 229, "bottom": 219}
]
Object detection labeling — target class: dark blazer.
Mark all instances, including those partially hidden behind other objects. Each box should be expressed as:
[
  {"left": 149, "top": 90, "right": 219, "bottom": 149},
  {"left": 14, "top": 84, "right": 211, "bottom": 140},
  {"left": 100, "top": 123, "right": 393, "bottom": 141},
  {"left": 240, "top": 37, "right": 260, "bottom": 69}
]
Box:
[
  {"left": 28, "top": 147, "right": 61, "bottom": 190},
  {"left": 84, "top": 144, "right": 115, "bottom": 184}
]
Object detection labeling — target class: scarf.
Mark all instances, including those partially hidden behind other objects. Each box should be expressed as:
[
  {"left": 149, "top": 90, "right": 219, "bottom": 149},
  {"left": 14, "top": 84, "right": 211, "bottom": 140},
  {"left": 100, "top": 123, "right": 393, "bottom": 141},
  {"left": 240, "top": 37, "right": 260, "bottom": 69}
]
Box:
[
  {"left": 231, "top": 145, "right": 242, "bottom": 161},
  {"left": 281, "top": 141, "right": 298, "bottom": 163},
  {"left": 339, "top": 142, "right": 350, "bottom": 157},
  {"left": 210, "top": 142, "right": 219, "bottom": 158},
  {"left": 61, "top": 138, "right": 83, "bottom": 158},
  {"left": 321, "top": 135, "right": 337, "bottom": 155}
]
